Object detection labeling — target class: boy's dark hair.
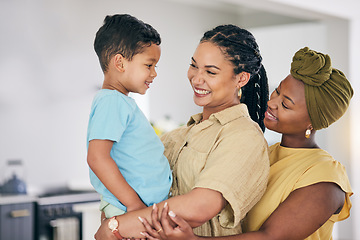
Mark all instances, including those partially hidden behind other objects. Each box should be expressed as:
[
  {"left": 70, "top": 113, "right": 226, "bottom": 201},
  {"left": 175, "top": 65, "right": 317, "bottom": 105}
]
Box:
[
  {"left": 94, "top": 14, "right": 161, "bottom": 72},
  {"left": 201, "top": 24, "right": 269, "bottom": 132}
]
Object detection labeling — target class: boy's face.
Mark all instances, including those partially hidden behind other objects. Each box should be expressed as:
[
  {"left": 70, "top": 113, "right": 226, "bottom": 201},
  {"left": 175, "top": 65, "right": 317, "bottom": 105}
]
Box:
[{"left": 121, "top": 44, "right": 161, "bottom": 95}]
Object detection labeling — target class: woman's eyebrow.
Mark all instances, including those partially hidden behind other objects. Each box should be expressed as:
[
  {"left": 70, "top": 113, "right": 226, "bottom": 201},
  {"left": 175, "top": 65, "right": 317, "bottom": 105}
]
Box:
[
  {"left": 191, "top": 57, "right": 220, "bottom": 70},
  {"left": 284, "top": 95, "right": 295, "bottom": 105},
  {"left": 205, "top": 64, "right": 220, "bottom": 70}
]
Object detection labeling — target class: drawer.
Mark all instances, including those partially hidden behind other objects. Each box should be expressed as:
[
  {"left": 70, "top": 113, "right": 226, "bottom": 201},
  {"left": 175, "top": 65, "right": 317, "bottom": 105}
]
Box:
[{"left": 0, "top": 202, "right": 34, "bottom": 240}]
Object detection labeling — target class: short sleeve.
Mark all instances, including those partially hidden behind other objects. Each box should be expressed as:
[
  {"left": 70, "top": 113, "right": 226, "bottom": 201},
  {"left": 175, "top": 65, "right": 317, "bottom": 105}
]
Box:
[
  {"left": 88, "top": 95, "right": 132, "bottom": 142},
  {"left": 294, "top": 159, "right": 353, "bottom": 222},
  {"left": 194, "top": 128, "right": 269, "bottom": 228}
]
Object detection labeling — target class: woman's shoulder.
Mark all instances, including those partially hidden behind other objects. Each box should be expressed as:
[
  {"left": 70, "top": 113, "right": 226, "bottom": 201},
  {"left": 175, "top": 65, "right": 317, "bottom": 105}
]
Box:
[
  {"left": 160, "top": 124, "right": 188, "bottom": 142},
  {"left": 222, "top": 114, "right": 266, "bottom": 142},
  {"left": 270, "top": 144, "right": 349, "bottom": 178},
  {"left": 288, "top": 148, "right": 352, "bottom": 194}
]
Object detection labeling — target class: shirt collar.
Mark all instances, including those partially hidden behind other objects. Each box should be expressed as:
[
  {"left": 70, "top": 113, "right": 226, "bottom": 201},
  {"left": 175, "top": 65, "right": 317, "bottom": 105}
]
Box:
[{"left": 187, "top": 104, "right": 250, "bottom": 126}]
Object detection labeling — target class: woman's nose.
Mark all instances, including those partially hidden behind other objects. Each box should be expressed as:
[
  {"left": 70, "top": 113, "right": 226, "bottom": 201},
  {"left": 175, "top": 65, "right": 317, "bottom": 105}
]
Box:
[
  {"left": 267, "top": 97, "right": 278, "bottom": 110},
  {"left": 190, "top": 71, "right": 204, "bottom": 85}
]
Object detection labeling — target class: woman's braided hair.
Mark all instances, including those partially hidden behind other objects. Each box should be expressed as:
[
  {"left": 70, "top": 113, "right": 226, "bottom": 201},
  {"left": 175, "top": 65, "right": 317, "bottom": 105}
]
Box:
[{"left": 200, "top": 24, "right": 269, "bottom": 132}]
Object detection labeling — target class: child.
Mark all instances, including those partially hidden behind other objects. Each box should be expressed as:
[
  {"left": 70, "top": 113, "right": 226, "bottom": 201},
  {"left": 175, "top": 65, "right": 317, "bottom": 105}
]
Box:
[{"left": 87, "top": 14, "right": 173, "bottom": 221}]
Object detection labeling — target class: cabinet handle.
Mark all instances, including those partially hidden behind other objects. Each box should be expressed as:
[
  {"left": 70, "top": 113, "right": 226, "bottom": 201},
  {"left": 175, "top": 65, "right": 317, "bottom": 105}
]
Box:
[{"left": 10, "top": 209, "right": 30, "bottom": 218}]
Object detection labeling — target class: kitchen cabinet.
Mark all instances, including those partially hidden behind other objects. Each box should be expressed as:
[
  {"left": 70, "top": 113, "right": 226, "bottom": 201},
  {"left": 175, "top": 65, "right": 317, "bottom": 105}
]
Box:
[
  {"left": 0, "top": 196, "right": 35, "bottom": 240},
  {"left": 0, "top": 190, "right": 100, "bottom": 240}
]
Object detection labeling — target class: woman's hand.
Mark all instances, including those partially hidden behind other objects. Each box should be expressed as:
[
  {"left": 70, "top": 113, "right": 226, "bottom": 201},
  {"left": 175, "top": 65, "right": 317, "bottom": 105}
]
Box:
[{"left": 139, "top": 202, "right": 198, "bottom": 240}]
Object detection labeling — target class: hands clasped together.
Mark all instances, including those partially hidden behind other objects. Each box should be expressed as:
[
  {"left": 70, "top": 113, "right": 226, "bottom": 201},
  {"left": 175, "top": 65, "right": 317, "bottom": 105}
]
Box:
[{"left": 139, "top": 202, "right": 196, "bottom": 240}]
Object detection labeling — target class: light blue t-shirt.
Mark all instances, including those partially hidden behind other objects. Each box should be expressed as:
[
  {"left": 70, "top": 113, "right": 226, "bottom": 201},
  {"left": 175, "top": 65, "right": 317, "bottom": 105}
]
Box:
[{"left": 87, "top": 89, "right": 172, "bottom": 212}]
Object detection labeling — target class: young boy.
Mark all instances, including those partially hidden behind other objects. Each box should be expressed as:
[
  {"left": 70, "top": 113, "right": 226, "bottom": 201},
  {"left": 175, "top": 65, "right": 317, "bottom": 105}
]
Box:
[{"left": 87, "top": 14, "right": 172, "bottom": 220}]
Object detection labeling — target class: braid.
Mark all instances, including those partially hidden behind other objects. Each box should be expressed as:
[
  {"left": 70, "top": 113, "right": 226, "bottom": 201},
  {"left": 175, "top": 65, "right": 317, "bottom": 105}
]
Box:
[
  {"left": 242, "top": 65, "right": 269, "bottom": 131},
  {"left": 202, "top": 25, "right": 269, "bottom": 132}
]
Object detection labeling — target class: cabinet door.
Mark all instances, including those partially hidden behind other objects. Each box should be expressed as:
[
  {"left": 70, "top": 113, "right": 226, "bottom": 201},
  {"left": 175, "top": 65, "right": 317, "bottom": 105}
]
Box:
[{"left": 0, "top": 202, "right": 34, "bottom": 240}]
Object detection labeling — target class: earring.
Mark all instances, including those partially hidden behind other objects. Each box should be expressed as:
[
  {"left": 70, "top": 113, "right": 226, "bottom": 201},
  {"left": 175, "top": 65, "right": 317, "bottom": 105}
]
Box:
[
  {"left": 305, "top": 126, "right": 313, "bottom": 138},
  {"left": 238, "top": 88, "right": 242, "bottom": 98}
]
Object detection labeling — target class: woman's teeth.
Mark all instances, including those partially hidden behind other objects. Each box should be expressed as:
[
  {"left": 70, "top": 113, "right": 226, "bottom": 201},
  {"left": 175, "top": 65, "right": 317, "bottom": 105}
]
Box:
[
  {"left": 267, "top": 111, "right": 277, "bottom": 120},
  {"left": 194, "top": 88, "right": 210, "bottom": 95}
]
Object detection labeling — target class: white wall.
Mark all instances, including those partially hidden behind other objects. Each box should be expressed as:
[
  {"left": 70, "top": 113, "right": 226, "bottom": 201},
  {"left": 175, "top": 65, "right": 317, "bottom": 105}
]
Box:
[{"left": 348, "top": 17, "right": 360, "bottom": 240}]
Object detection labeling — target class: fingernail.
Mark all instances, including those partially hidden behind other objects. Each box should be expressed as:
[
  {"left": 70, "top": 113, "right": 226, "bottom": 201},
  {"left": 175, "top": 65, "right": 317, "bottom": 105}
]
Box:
[
  {"left": 164, "top": 202, "right": 168, "bottom": 207},
  {"left": 140, "top": 232, "right": 146, "bottom": 236},
  {"left": 153, "top": 203, "right": 157, "bottom": 209},
  {"left": 169, "top": 210, "right": 176, "bottom": 217},
  {"left": 138, "top": 216, "right": 143, "bottom": 223}
]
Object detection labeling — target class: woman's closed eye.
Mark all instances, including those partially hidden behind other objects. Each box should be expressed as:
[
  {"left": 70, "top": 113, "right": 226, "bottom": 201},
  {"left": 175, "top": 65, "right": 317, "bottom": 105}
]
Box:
[
  {"left": 275, "top": 88, "right": 290, "bottom": 109},
  {"left": 282, "top": 102, "right": 289, "bottom": 109}
]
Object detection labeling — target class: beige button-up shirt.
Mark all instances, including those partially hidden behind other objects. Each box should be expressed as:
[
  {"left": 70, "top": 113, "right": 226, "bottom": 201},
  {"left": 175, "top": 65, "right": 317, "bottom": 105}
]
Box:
[{"left": 161, "top": 104, "right": 269, "bottom": 236}]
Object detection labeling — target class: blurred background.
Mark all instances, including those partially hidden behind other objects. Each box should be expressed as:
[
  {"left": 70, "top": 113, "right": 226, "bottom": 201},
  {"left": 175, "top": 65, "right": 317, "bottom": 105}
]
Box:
[{"left": 0, "top": 0, "right": 359, "bottom": 239}]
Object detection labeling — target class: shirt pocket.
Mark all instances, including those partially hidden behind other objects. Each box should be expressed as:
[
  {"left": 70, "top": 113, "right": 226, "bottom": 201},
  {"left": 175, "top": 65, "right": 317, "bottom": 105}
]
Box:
[{"left": 175, "top": 145, "right": 208, "bottom": 194}]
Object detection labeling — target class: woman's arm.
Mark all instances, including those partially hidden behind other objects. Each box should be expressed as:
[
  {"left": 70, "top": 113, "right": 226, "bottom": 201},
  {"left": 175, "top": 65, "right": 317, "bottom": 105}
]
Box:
[
  {"left": 87, "top": 139, "right": 146, "bottom": 211},
  {"left": 94, "top": 187, "right": 226, "bottom": 239},
  {"left": 141, "top": 182, "right": 345, "bottom": 240},
  {"left": 254, "top": 182, "right": 345, "bottom": 240}
]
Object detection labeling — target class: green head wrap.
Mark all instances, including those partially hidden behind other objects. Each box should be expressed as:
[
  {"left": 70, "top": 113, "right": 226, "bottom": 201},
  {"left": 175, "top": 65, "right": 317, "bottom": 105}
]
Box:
[{"left": 290, "top": 47, "right": 353, "bottom": 130}]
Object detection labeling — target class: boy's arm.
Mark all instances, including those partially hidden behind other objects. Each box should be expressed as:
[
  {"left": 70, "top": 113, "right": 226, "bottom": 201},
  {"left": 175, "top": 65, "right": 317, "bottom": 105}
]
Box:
[{"left": 87, "top": 139, "right": 146, "bottom": 212}]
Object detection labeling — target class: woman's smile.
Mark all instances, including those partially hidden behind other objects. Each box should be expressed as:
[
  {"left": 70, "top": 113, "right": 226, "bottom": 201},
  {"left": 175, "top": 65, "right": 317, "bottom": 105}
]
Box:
[
  {"left": 265, "top": 108, "right": 278, "bottom": 121},
  {"left": 193, "top": 86, "right": 211, "bottom": 96}
]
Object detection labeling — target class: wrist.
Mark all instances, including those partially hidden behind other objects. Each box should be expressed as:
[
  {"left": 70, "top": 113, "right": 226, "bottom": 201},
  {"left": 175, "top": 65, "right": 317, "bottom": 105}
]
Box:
[{"left": 108, "top": 217, "right": 124, "bottom": 239}]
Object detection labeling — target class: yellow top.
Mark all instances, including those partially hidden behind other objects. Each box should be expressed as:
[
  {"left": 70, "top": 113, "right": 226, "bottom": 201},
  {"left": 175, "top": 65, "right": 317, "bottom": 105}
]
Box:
[
  {"left": 161, "top": 104, "right": 270, "bottom": 236},
  {"left": 243, "top": 143, "right": 353, "bottom": 240}
]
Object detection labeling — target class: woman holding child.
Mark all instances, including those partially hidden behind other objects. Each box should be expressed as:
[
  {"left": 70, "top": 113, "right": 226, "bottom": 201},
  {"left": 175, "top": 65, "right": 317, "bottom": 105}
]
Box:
[{"left": 94, "top": 23, "right": 271, "bottom": 239}]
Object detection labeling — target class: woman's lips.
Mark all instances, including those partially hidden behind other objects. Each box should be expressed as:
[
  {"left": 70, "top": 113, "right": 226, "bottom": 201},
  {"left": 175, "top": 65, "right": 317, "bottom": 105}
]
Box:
[
  {"left": 193, "top": 87, "right": 211, "bottom": 96},
  {"left": 265, "top": 109, "right": 278, "bottom": 120}
]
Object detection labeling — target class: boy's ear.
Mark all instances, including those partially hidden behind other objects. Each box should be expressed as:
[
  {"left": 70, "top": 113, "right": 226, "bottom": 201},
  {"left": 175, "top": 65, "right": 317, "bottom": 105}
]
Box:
[
  {"left": 113, "top": 54, "right": 125, "bottom": 72},
  {"left": 236, "top": 72, "right": 251, "bottom": 88}
]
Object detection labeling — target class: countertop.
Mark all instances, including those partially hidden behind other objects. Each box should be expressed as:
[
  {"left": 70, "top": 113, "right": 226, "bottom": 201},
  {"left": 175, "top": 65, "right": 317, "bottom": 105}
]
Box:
[
  {"left": 0, "top": 194, "right": 37, "bottom": 205},
  {"left": 0, "top": 191, "right": 100, "bottom": 205}
]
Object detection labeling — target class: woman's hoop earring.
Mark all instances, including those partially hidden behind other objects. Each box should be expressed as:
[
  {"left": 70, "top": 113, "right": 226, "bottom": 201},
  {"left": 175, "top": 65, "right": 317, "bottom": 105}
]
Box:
[{"left": 238, "top": 88, "right": 242, "bottom": 98}]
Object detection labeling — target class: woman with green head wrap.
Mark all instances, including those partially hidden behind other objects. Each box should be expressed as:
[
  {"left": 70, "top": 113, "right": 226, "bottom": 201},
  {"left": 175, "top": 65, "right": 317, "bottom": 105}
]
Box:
[{"left": 139, "top": 47, "right": 353, "bottom": 240}]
